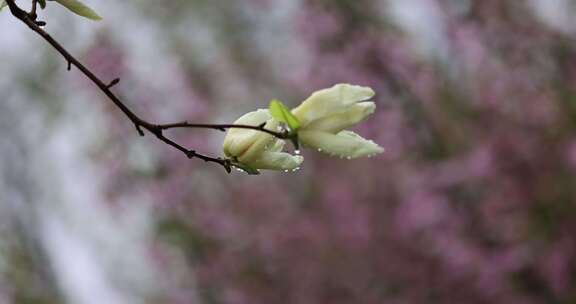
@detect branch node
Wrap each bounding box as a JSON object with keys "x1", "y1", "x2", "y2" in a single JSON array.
[
  {"x1": 223, "y1": 159, "x2": 232, "y2": 173},
  {"x1": 186, "y1": 150, "x2": 196, "y2": 159},
  {"x1": 107, "y1": 78, "x2": 120, "y2": 89},
  {"x1": 34, "y1": 20, "x2": 46, "y2": 27},
  {"x1": 135, "y1": 124, "x2": 145, "y2": 136}
]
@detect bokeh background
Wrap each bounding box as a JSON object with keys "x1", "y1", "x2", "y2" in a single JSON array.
[{"x1": 1, "y1": 0, "x2": 576, "y2": 303}]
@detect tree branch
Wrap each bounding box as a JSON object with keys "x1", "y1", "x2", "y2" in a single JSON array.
[{"x1": 5, "y1": 0, "x2": 291, "y2": 173}]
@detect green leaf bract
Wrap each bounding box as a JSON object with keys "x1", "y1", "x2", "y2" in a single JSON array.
[
  {"x1": 269, "y1": 99, "x2": 300, "y2": 132},
  {"x1": 53, "y1": 0, "x2": 102, "y2": 20}
]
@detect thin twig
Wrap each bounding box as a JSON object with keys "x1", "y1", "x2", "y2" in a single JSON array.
[
  {"x1": 29, "y1": 0, "x2": 37, "y2": 19},
  {"x1": 5, "y1": 0, "x2": 292, "y2": 172},
  {"x1": 157, "y1": 122, "x2": 289, "y2": 138}
]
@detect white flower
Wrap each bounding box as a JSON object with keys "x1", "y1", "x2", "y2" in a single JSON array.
[
  {"x1": 292, "y1": 84, "x2": 384, "y2": 158},
  {"x1": 223, "y1": 109, "x2": 303, "y2": 172}
]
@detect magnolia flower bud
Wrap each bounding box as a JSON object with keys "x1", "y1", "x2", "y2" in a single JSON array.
[
  {"x1": 223, "y1": 109, "x2": 303, "y2": 172},
  {"x1": 292, "y1": 84, "x2": 384, "y2": 158}
]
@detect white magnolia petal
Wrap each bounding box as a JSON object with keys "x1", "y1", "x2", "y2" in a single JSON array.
[
  {"x1": 303, "y1": 102, "x2": 376, "y2": 133},
  {"x1": 223, "y1": 131, "x2": 269, "y2": 161},
  {"x1": 251, "y1": 151, "x2": 304, "y2": 170},
  {"x1": 292, "y1": 84, "x2": 375, "y2": 126},
  {"x1": 223, "y1": 109, "x2": 277, "y2": 161},
  {"x1": 299, "y1": 130, "x2": 384, "y2": 159},
  {"x1": 267, "y1": 139, "x2": 286, "y2": 153},
  {"x1": 239, "y1": 118, "x2": 281, "y2": 163},
  {"x1": 230, "y1": 108, "x2": 271, "y2": 126}
]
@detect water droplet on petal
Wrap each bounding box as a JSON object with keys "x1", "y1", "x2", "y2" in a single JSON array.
[
  {"x1": 317, "y1": 148, "x2": 323, "y2": 152},
  {"x1": 292, "y1": 167, "x2": 301, "y2": 172},
  {"x1": 295, "y1": 149, "x2": 301, "y2": 155},
  {"x1": 346, "y1": 156, "x2": 352, "y2": 160}
]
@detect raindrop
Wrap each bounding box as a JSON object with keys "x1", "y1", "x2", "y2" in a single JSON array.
[
  {"x1": 294, "y1": 149, "x2": 301, "y2": 155},
  {"x1": 291, "y1": 167, "x2": 301, "y2": 172}
]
